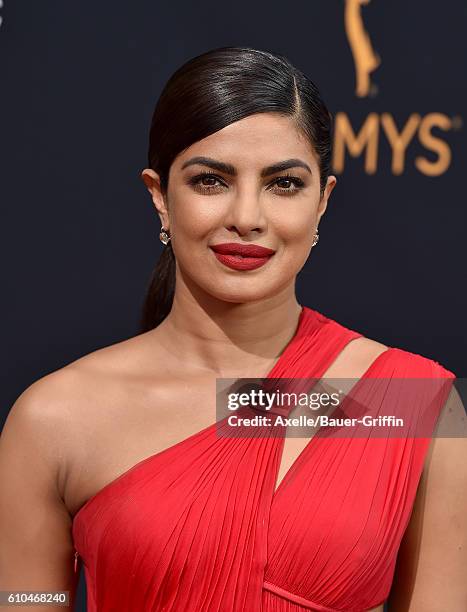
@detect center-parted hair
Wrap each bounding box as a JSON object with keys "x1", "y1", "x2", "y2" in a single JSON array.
[{"x1": 141, "y1": 46, "x2": 333, "y2": 332}]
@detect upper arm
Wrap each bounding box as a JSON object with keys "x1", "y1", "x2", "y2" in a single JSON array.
[
  {"x1": 0, "y1": 376, "x2": 79, "y2": 610},
  {"x1": 388, "y1": 384, "x2": 467, "y2": 611}
]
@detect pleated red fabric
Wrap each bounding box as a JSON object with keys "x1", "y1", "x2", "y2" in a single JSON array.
[{"x1": 72, "y1": 306, "x2": 455, "y2": 611}]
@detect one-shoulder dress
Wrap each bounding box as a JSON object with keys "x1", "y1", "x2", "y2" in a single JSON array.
[{"x1": 72, "y1": 305, "x2": 455, "y2": 611}]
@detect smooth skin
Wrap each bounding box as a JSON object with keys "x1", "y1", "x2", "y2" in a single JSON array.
[{"x1": 0, "y1": 113, "x2": 466, "y2": 611}]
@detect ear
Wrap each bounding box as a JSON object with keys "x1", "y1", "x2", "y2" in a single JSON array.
[
  {"x1": 140, "y1": 168, "x2": 170, "y2": 231},
  {"x1": 316, "y1": 175, "x2": 337, "y2": 223}
]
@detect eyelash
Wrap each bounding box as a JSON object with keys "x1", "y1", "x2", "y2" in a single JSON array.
[{"x1": 187, "y1": 171, "x2": 305, "y2": 196}]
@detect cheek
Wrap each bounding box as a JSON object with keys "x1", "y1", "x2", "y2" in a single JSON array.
[
  {"x1": 276, "y1": 214, "x2": 313, "y2": 243},
  {"x1": 268, "y1": 203, "x2": 318, "y2": 272},
  {"x1": 170, "y1": 197, "x2": 224, "y2": 240},
  {"x1": 269, "y1": 201, "x2": 316, "y2": 245}
]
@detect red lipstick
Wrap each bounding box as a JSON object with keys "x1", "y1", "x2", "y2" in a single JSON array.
[{"x1": 210, "y1": 242, "x2": 276, "y2": 271}]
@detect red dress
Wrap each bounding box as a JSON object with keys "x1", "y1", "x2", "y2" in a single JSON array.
[{"x1": 72, "y1": 306, "x2": 454, "y2": 611}]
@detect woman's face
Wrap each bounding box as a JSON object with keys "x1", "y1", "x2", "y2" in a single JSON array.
[{"x1": 142, "y1": 112, "x2": 336, "y2": 304}]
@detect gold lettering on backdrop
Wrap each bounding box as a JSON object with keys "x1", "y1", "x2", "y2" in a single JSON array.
[
  {"x1": 333, "y1": 113, "x2": 453, "y2": 175},
  {"x1": 381, "y1": 114, "x2": 421, "y2": 175},
  {"x1": 416, "y1": 113, "x2": 453, "y2": 176},
  {"x1": 344, "y1": 0, "x2": 381, "y2": 97},
  {"x1": 341, "y1": 5, "x2": 457, "y2": 175},
  {"x1": 333, "y1": 112, "x2": 379, "y2": 174}
]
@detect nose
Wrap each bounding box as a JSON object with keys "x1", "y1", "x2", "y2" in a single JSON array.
[{"x1": 224, "y1": 184, "x2": 267, "y2": 236}]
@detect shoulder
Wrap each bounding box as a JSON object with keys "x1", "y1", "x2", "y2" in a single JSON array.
[
  {"x1": 2, "y1": 366, "x2": 89, "y2": 470},
  {"x1": 347, "y1": 340, "x2": 455, "y2": 382},
  {"x1": 6, "y1": 333, "x2": 144, "y2": 422},
  {"x1": 383, "y1": 345, "x2": 456, "y2": 379},
  {"x1": 2, "y1": 332, "x2": 163, "y2": 485},
  {"x1": 308, "y1": 307, "x2": 456, "y2": 378},
  {"x1": 14, "y1": 328, "x2": 164, "y2": 409},
  {"x1": 358, "y1": 344, "x2": 457, "y2": 429}
]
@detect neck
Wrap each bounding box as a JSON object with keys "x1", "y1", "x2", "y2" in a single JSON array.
[{"x1": 152, "y1": 282, "x2": 304, "y2": 377}]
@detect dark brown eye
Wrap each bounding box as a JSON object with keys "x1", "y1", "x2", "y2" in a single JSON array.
[
  {"x1": 270, "y1": 175, "x2": 305, "y2": 195},
  {"x1": 201, "y1": 175, "x2": 218, "y2": 186},
  {"x1": 188, "y1": 172, "x2": 225, "y2": 193}
]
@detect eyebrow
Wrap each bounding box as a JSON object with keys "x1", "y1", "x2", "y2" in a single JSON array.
[{"x1": 180, "y1": 156, "x2": 312, "y2": 177}]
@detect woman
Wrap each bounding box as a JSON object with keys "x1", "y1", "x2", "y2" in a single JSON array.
[{"x1": 1, "y1": 47, "x2": 466, "y2": 611}]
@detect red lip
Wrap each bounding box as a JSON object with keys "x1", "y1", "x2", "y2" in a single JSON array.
[
  {"x1": 210, "y1": 243, "x2": 275, "y2": 271},
  {"x1": 210, "y1": 243, "x2": 276, "y2": 257}
]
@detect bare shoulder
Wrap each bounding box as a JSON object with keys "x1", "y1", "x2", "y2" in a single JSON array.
[
  {"x1": 5, "y1": 330, "x2": 154, "y2": 418},
  {"x1": 1, "y1": 366, "x2": 84, "y2": 490},
  {"x1": 2, "y1": 331, "x2": 164, "y2": 494},
  {"x1": 326, "y1": 335, "x2": 389, "y2": 378},
  {"x1": 347, "y1": 335, "x2": 390, "y2": 363}
]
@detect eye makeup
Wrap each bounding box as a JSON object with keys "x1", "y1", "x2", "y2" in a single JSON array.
[{"x1": 186, "y1": 171, "x2": 306, "y2": 196}]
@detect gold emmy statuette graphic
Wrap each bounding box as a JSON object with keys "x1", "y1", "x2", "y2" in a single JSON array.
[
  {"x1": 345, "y1": 0, "x2": 381, "y2": 97},
  {"x1": 334, "y1": 1, "x2": 457, "y2": 175}
]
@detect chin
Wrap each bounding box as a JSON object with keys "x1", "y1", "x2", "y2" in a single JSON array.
[{"x1": 203, "y1": 281, "x2": 280, "y2": 305}]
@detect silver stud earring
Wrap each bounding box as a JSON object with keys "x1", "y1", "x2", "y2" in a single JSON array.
[
  {"x1": 159, "y1": 227, "x2": 171, "y2": 245},
  {"x1": 312, "y1": 231, "x2": 319, "y2": 247}
]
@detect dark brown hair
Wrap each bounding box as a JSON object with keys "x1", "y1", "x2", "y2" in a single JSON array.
[{"x1": 140, "y1": 46, "x2": 333, "y2": 332}]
